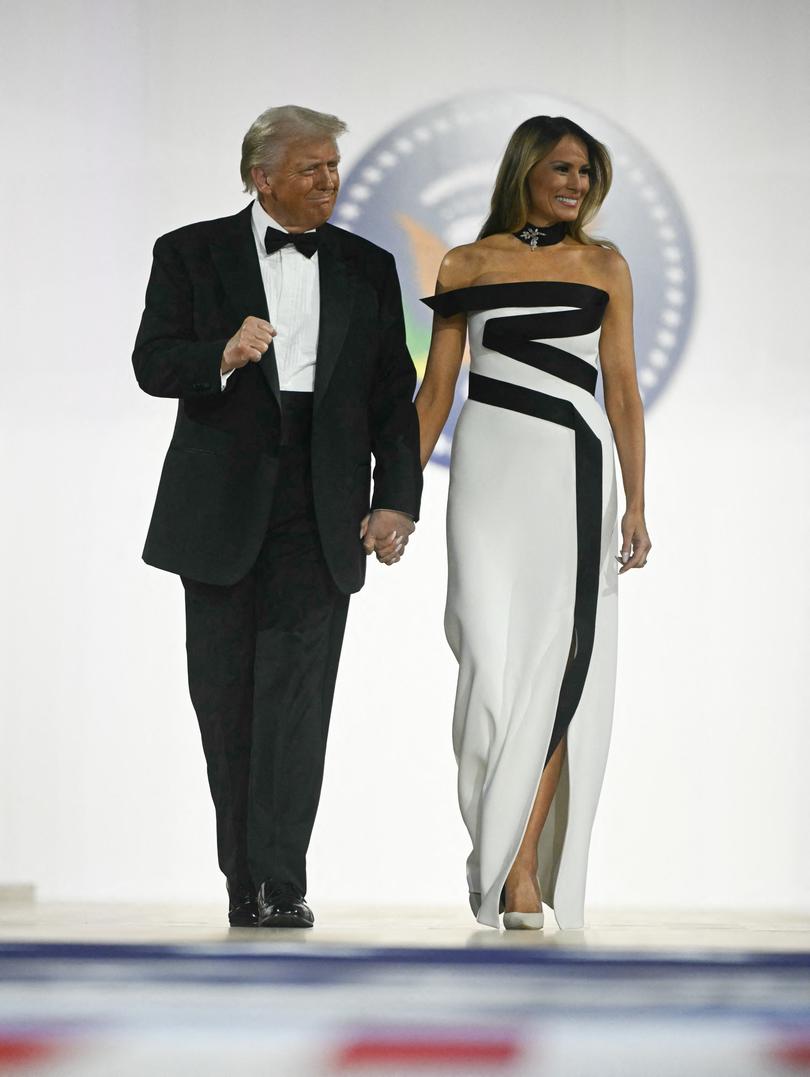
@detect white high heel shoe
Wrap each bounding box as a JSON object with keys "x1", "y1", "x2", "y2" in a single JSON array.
[
  {"x1": 503, "y1": 909, "x2": 544, "y2": 930},
  {"x1": 503, "y1": 876, "x2": 544, "y2": 930}
]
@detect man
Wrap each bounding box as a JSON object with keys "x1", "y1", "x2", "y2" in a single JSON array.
[{"x1": 133, "y1": 105, "x2": 422, "y2": 928}]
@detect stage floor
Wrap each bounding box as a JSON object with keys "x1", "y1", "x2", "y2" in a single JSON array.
[
  {"x1": 1, "y1": 902, "x2": 809, "y2": 1076},
  {"x1": 1, "y1": 900, "x2": 810, "y2": 951}
]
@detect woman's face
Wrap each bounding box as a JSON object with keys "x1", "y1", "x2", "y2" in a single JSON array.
[{"x1": 526, "y1": 135, "x2": 591, "y2": 226}]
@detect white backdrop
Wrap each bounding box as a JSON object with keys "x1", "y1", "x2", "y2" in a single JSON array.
[{"x1": 1, "y1": 0, "x2": 808, "y2": 912}]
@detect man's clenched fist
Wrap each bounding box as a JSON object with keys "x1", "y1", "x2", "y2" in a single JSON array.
[{"x1": 221, "y1": 317, "x2": 276, "y2": 374}]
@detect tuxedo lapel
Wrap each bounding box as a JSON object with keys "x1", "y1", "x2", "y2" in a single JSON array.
[
  {"x1": 314, "y1": 226, "x2": 354, "y2": 411},
  {"x1": 210, "y1": 204, "x2": 281, "y2": 406}
]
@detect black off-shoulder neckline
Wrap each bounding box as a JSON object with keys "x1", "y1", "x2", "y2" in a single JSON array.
[{"x1": 421, "y1": 280, "x2": 609, "y2": 317}]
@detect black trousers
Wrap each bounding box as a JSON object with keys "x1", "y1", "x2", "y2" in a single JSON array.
[{"x1": 182, "y1": 392, "x2": 350, "y2": 895}]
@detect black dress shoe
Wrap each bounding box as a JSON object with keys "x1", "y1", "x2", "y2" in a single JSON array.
[
  {"x1": 257, "y1": 880, "x2": 314, "y2": 929},
  {"x1": 227, "y1": 880, "x2": 258, "y2": 927}
]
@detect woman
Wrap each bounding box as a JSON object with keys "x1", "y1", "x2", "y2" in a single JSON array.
[{"x1": 417, "y1": 116, "x2": 651, "y2": 931}]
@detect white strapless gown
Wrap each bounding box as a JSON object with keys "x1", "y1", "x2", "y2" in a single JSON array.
[{"x1": 423, "y1": 281, "x2": 619, "y2": 930}]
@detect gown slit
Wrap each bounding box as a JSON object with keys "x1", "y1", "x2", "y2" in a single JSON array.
[{"x1": 423, "y1": 281, "x2": 619, "y2": 931}]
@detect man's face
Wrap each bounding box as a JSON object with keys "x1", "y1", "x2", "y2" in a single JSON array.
[{"x1": 252, "y1": 137, "x2": 340, "y2": 232}]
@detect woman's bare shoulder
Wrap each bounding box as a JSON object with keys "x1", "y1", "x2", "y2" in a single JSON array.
[
  {"x1": 582, "y1": 243, "x2": 630, "y2": 278},
  {"x1": 437, "y1": 239, "x2": 499, "y2": 291},
  {"x1": 570, "y1": 243, "x2": 631, "y2": 297}
]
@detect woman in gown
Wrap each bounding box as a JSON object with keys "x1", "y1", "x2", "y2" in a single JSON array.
[{"x1": 417, "y1": 116, "x2": 651, "y2": 931}]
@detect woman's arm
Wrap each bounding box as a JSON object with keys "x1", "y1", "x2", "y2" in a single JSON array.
[
  {"x1": 599, "y1": 253, "x2": 652, "y2": 572},
  {"x1": 415, "y1": 253, "x2": 470, "y2": 468},
  {"x1": 415, "y1": 312, "x2": 467, "y2": 468}
]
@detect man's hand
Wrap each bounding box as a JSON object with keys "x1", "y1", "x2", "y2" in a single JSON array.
[
  {"x1": 221, "y1": 317, "x2": 276, "y2": 374},
  {"x1": 360, "y1": 510, "x2": 415, "y2": 566}
]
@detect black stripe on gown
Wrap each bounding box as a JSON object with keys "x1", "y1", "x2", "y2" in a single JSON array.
[
  {"x1": 467, "y1": 372, "x2": 603, "y2": 766},
  {"x1": 421, "y1": 280, "x2": 609, "y2": 318},
  {"x1": 423, "y1": 282, "x2": 607, "y2": 396},
  {"x1": 482, "y1": 311, "x2": 600, "y2": 395}
]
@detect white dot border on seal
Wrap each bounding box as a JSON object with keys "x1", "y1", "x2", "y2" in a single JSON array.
[
  {"x1": 335, "y1": 99, "x2": 524, "y2": 231},
  {"x1": 614, "y1": 153, "x2": 687, "y2": 404}
]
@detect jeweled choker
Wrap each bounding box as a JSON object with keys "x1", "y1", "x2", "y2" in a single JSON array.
[{"x1": 513, "y1": 221, "x2": 568, "y2": 249}]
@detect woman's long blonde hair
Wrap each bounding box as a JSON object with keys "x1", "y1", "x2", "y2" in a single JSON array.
[{"x1": 479, "y1": 115, "x2": 616, "y2": 249}]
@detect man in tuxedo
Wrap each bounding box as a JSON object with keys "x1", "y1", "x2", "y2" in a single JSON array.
[{"x1": 133, "y1": 105, "x2": 422, "y2": 928}]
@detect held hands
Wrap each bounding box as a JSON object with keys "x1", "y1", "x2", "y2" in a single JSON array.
[
  {"x1": 360, "y1": 510, "x2": 415, "y2": 566},
  {"x1": 221, "y1": 316, "x2": 276, "y2": 374},
  {"x1": 617, "y1": 510, "x2": 651, "y2": 573}
]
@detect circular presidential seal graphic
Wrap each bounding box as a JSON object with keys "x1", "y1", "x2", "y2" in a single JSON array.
[{"x1": 337, "y1": 91, "x2": 695, "y2": 467}]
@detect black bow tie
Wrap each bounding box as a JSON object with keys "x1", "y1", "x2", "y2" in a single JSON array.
[{"x1": 264, "y1": 225, "x2": 319, "y2": 258}]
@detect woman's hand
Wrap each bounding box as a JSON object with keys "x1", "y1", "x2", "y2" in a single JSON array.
[{"x1": 617, "y1": 510, "x2": 651, "y2": 573}]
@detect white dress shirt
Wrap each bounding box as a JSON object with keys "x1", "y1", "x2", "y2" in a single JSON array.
[
  {"x1": 249, "y1": 199, "x2": 320, "y2": 392},
  {"x1": 222, "y1": 200, "x2": 321, "y2": 391}
]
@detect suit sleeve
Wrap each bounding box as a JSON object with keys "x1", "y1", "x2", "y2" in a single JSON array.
[
  {"x1": 369, "y1": 254, "x2": 423, "y2": 522},
  {"x1": 132, "y1": 234, "x2": 228, "y2": 399}
]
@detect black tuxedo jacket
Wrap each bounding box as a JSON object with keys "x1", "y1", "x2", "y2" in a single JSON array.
[{"x1": 133, "y1": 204, "x2": 422, "y2": 593}]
